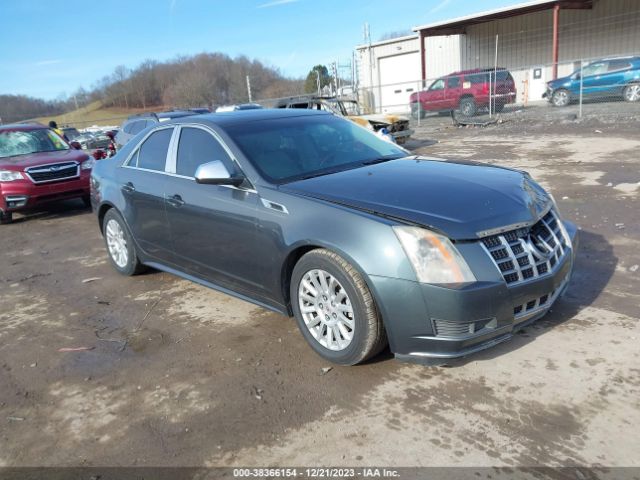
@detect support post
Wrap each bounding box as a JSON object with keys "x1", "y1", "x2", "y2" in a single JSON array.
[
  {"x1": 552, "y1": 4, "x2": 560, "y2": 79},
  {"x1": 419, "y1": 30, "x2": 426, "y2": 88}
]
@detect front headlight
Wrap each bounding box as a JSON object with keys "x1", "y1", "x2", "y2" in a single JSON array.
[
  {"x1": 81, "y1": 158, "x2": 95, "y2": 170},
  {"x1": 0, "y1": 170, "x2": 23, "y2": 182},
  {"x1": 393, "y1": 226, "x2": 476, "y2": 284}
]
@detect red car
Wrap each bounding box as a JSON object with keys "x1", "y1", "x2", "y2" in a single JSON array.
[
  {"x1": 0, "y1": 123, "x2": 94, "y2": 224},
  {"x1": 409, "y1": 68, "x2": 517, "y2": 118}
]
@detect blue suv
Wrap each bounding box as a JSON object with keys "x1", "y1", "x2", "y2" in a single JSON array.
[{"x1": 544, "y1": 56, "x2": 640, "y2": 107}]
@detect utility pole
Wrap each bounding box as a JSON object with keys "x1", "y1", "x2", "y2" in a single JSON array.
[
  {"x1": 246, "y1": 75, "x2": 252, "y2": 102},
  {"x1": 316, "y1": 69, "x2": 321, "y2": 96}
]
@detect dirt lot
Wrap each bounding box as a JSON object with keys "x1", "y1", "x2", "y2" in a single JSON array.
[{"x1": 1, "y1": 117, "x2": 639, "y2": 469}]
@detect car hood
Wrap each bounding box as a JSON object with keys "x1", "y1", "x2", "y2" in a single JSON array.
[
  {"x1": 549, "y1": 75, "x2": 573, "y2": 88},
  {"x1": 281, "y1": 157, "x2": 552, "y2": 240},
  {"x1": 0, "y1": 149, "x2": 89, "y2": 170}
]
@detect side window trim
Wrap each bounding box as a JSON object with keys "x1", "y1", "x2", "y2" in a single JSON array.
[{"x1": 169, "y1": 123, "x2": 249, "y2": 181}]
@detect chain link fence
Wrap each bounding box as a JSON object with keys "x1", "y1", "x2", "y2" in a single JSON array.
[{"x1": 350, "y1": 52, "x2": 640, "y2": 133}]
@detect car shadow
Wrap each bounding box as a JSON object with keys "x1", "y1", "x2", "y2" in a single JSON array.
[{"x1": 9, "y1": 198, "x2": 92, "y2": 224}]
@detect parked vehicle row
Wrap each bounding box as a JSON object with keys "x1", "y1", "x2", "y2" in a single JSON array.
[
  {"x1": 406, "y1": 56, "x2": 640, "y2": 116},
  {"x1": 91, "y1": 109, "x2": 577, "y2": 365}
]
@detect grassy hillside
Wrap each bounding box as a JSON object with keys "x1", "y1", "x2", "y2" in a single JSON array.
[{"x1": 33, "y1": 101, "x2": 158, "y2": 129}]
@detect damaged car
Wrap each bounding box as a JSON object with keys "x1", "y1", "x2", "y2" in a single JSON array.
[
  {"x1": 92, "y1": 109, "x2": 577, "y2": 366},
  {"x1": 274, "y1": 95, "x2": 413, "y2": 144}
]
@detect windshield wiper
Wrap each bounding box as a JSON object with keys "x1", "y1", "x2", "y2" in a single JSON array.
[
  {"x1": 299, "y1": 169, "x2": 343, "y2": 180},
  {"x1": 361, "y1": 155, "x2": 403, "y2": 166}
]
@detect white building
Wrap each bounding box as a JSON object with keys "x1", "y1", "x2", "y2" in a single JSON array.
[{"x1": 356, "y1": 0, "x2": 640, "y2": 113}]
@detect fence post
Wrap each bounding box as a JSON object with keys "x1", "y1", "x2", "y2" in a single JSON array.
[
  {"x1": 417, "y1": 80, "x2": 421, "y2": 127},
  {"x1": 579, "y1": 59, "x2": 584, "y2": 119}
]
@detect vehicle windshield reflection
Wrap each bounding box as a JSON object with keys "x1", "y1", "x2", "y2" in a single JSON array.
[{"x1": 225, "y1": 115, "x2": 407, "y2": 184}]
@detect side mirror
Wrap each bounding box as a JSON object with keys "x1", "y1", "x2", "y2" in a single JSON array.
[
  {"x1": 70, "y1": 141, "x2": 82, "y2": 150},
  {"x1": 195, "y1": 160, "x2": 244, "y2": 187},
  {"x1": 573, "y1": 73, "x2": 581, "y2": 80}
]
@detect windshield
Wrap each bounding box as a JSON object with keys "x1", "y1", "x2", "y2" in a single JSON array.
[
  {"x1": 225, "y1": 114, "x2": 407, "y2": 183},
  {"x1": 0, "y1": 129, "x2": 69, "y2": 159}
]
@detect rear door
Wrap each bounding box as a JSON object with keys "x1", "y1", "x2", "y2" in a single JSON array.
[
  {"x1": 580, "y1": 61, "x2": 610, "y2": 97},
  {"x1": 601, "y1": 59, "x2": 633, "y2": 96},
  {"x1": 163, "y1": 125, "x2": 264, "y2": 296},
  {"x1": 118, "y1": 127, "x2": 175, "y2": 263}
]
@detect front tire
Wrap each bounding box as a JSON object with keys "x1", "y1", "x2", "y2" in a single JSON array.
[
  {"x1": 102, "y1": 209, "x2": 145, "y2": 276},
  {"x1": 551, "y1": 89, "x2": 570, "y2": 107},
  {"x1": 623, "y1": 83, "x2": 640, "y2": 102},
  {"x1": 410, "y1": 103, "x2": 425, "y2": 119},
  {"x1": 291, "y1": 249, "x2": 387, "y2": 365}
]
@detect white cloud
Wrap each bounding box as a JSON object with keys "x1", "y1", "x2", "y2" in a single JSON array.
[
  {"x1": 430, "y1": 0, "x2": 451, "y2": 13},
  {"x1": 257, "y1": 0, "x2": 299, "y2": 8}
]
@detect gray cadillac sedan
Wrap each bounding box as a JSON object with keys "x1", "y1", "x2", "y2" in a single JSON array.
[{"x1": 91, "y1": 109, "x2": 577, "y2": 365}]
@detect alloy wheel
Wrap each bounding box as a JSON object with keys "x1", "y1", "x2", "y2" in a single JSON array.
[
  {"x1": 105, "y1": 219, "x2": 129, "y2": 268},
  {"x1": 624, "y1": 84, "x2": 640, "y2": 102},
  {"x1": 553, "y1": 90, "x2": 569, "y2": 107},
  {"x1": 298, "y1": 269, "x2": 355, "y2": 351}
]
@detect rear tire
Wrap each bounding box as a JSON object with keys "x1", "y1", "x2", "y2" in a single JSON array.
[
  {"x1": 102, "y1": 209, "x2": 145, "y2": 276},
  {"x1": 290, "y1": 249, "x2": 387, "y2": 365},
  {"x1": 623, "y1": 83, "x2": 640, "y2": 102},
  {"x1": 459, "y1": 97, "x2": 477, "y2": 117},
  {"x1": 0, "y1": 211, "x2": 13, "y2": 225},
  {"x1": 551, "y1": 89, "x2": 570, "y2": 107}
]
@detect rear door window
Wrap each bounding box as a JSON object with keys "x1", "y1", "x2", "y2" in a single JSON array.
[
  {"x1": 135, "y1": 128, "x2": 173, "y2": 172},
  {"x1": 447, "y1": 76, "x2": 461, "y2": 88},
  {"x1": 607, "y1": 60, "x2": 631, "y2": 72},
  {"x1": 130, "y1": 121, "x2": 147, "y2": 135},
  {"x1": 175, "y1": 127, "x2": 233, "y2": 177}
]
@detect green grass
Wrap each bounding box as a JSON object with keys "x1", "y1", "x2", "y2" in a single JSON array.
[{"x1": 34, "y1": 101, "x2": 156, "y2": 128}]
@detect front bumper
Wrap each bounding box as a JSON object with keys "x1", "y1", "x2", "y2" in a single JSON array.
[
  {"x1": 0, "y1": 171, "x2": 91, "y2": 213},
  {"x1": 370, "y1": 221, "x2": 578, "y2": 365}
]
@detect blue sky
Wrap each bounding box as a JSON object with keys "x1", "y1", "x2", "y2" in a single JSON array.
[{"x1": 0, "y1": 0, "x2": 517, "y2": 100}]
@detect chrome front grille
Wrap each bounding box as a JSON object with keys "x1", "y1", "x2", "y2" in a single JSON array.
[
  {"x1": 25, "y1": 162, "x2": 79, "y2": 184},
  {"x1": 513, "y1": 274, "x2": 570, "y2": 323},
  {"x1": 481, "y1": 209, "x2": 570, "y2": 286}
]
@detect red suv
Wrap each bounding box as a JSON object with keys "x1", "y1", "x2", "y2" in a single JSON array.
[
  {"x1": 0, "y1": 123, "x2": 94, "y2": 224},
  {"x1": 409, "y1": 68, "x2": 517, "y2": 118}
]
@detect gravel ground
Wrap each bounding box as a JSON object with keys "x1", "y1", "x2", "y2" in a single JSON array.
[{"x1": 0, "y1": 116, "x2": 639, "y2": 470}]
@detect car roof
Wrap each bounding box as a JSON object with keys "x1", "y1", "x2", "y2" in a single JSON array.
[
  {"x1": 597, "y1": 56, "x2": 640, "y2": 62},
  {"x1": 0, "y1": 123, "x2": 48, "y2": 132},
  {"x1": 450, "y1": 67, "x2": 509, "y2": 75},
  {"x1": 170, "y1": 108, "x2": 332, "y2": 127}
]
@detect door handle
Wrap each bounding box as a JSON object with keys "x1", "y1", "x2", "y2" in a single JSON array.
[
  {"x1": 121, "y1": 182, "x2": 135, "y2": 194},
  {"x1": 166, "y1": 194, "x2": 185, "y2": 208}
]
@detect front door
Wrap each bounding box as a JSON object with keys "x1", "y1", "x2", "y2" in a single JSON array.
[
  {"x1": 421, "y1": 78, "x2": 446, "y2": 112},
  {"x1": 119, "y1": 127, "x2": 175, "y2": 263},
  {"x1": 580, "y1": 61, "x2": 610, "y2": 98},
  {"x1": 163, "y1": 126, "x2": 264, "y2": 297}
]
